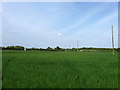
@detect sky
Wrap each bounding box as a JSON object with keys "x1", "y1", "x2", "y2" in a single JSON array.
[{"x1": 2, "y1": 2, "x2": 118, "y2": 48}]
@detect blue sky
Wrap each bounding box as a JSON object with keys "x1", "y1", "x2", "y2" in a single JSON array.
[{"x1": 2, "y1": 2, "x2": 118, "y2": 48}]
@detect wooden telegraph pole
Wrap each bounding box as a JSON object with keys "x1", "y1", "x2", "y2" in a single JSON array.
[{"x1": 112, "y1": 25, "x2": 114, "y2": 55}]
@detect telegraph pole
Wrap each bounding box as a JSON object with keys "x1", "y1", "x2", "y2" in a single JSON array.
[{"x1": 112, "y1": 25, "x2": 114, "y2": 55}]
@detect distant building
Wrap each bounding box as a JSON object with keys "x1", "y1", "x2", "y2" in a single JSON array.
[
  {"x1": 79, "y1": 50, "x2": 83, "y2": 52},
  {"x1": 24, "y1": 48, "x2": 26, "y2": 51}
]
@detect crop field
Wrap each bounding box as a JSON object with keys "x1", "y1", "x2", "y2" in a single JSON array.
[{"x1": 2, "y1": 50, "x2": 118, "y2": 88}]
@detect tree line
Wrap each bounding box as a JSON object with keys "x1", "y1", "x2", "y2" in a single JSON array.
[
  {"x1": 0, "y1": 46, "x2": 119, "y2": 51},
  {"x1": 0, "y1": 46, "x2": 64, "y2": 51}
]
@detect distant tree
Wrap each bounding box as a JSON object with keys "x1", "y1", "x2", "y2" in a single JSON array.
[
  {"x1": 40, "y1": 48, "x2": 43, "y2": 50},
  {"x1": 72, "y1": 48, "x2": 77, "y2": 51},
  {"x1": 14, "y1": 46, "x2": 24, "y2": 50},
  {"x1": 54, "y1": 46, "x2": 61, "y2": 51},
  {"x1": 82, "y1": 47, "x2": 86, "y2": 49},
  {"x1": 54, "y1": 46, "x2": 64, "y2": 51},
  {"x1": 32, "y1": 47, "x2": 35, "y2": 50},
  {"x1": 6, "y1": 46, "x2": 14, "y2": 50},
  {"x1": 39, "y1": 48, "x2": 46, "y2": 51},
  {"x1": 3, "y1": 46, "x2": 24, "y2": 50},
  {"x1": 46, "y1": 47, "x2": 53, "y2": 51},
  {"x1": 30, "y1": 47, "x2": 40, "y2": 50},
  {"x1": 1, "y1": 46, "x2": 5, "y2": 50},
  {"x1": 56, "y1": 46, "x2": 61, "y2": 50}
]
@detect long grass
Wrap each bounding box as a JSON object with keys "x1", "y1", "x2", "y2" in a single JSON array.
[{"x1": 2, "y1": 50, "x2": 118, "y2": 88}]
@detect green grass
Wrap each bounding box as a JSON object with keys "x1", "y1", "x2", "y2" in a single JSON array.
[
  {"x1": 0, "y1": 50, "x2": 2, "y2": 89},
  {"x1": 2, "y1": 50, "x2": 118, "y2": 88}
]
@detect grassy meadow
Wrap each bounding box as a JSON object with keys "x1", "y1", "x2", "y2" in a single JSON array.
[{"x1": 2, "y1": 50, "x2": 118, "y2": 88}]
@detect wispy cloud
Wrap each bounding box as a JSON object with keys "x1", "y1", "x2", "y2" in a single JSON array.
[
  {"x1": 3, "y1": 2, "x2": 118, "y2": 48},
  {"x1": 57, "y1": 3, "x2": 111, "y2": 34},
  {"x1": 94, "y1": 11, "x2": 118, "y2": 26},
  {"x1": 9, "y1": 31, "x2": 18, "y2": 34},
  {"x1": 73, "y1": 10, "x2": 118, "y2": 36},
  {"x1": 56, "y1": 33, "x2": 63, "y2": 36}
]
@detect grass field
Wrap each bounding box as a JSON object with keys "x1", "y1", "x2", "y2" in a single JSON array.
[{"x1": 2, "y1": 50, "x2": 118, "y2": 88}]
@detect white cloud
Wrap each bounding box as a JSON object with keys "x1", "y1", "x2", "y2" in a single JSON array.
[{"x1": 56, "y1": 33, "x2": 63, "y2": 36}]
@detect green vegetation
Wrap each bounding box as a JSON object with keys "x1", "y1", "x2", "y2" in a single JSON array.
[
  {"x1": 2, "y1": 46, "x2": 24, "y2": 50},
  {"x1": 2, "y1": 50, "x2": 118, "y2": 88},
  {"x1": 0, "y1": 50, "x2": 2, "y2": 89},
  {"x1": 1, "y1": 45, "x2": 118, "y2": 52}
]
